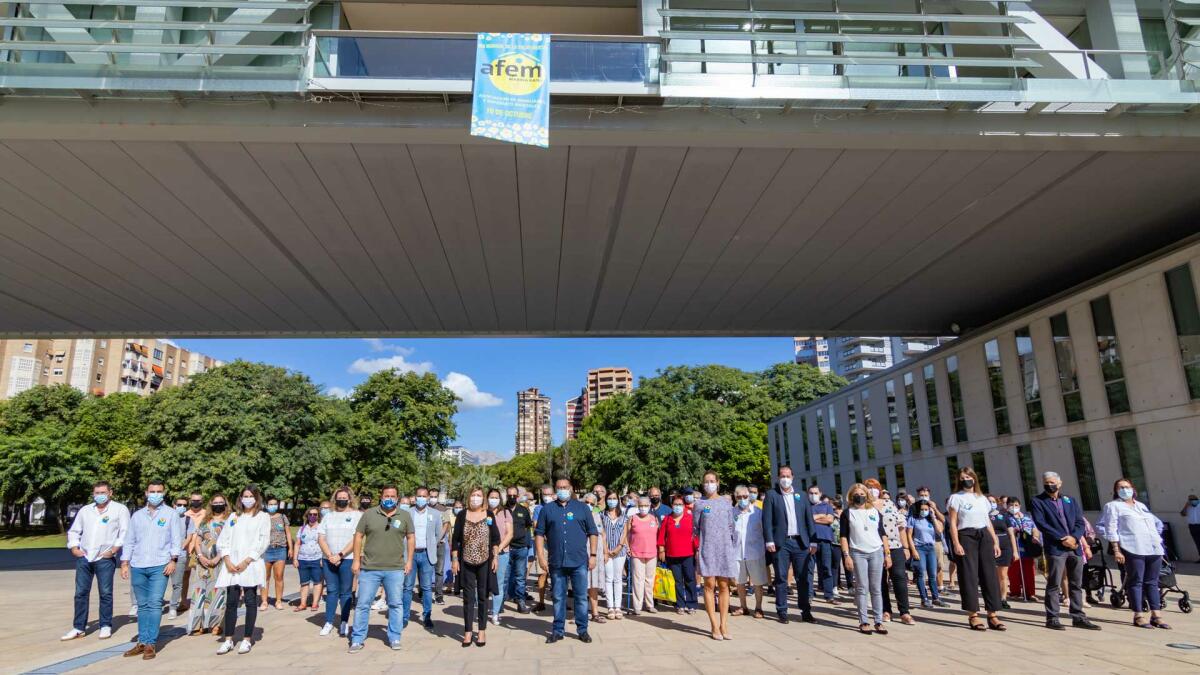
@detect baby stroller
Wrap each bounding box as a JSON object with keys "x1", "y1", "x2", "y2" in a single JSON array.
[
  {"x1": 1110, "y1": 557, "x2": 1192, "y2": 614},
  {"x1": 1083, "y1": 538, "x2": 1121, "y2": 605}
]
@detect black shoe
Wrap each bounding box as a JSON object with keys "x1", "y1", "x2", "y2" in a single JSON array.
[
  {"x1": 1046, "y1": 620, "x2": 1066, "y2": 631},
  {"x1": 435, "y1": 595, "x2": 445, "y2": 606},
  {"x1": 1073, "y1": 619, "x2": 1101, "y2": 631},
  {"x1": 1001, "y1": 600, "x2": 1011, "y2": 610},
  {"x1": 801, "y1": 612, "x2": 818, "y2": 624},
  {"x1": 517, "y1": 601, "x2": 528, "y2": 614},
  {"x1": 578, "y1": 633, "x2": 592, "y2": 643},
  {"x1": 423, "y1": 614, "x2": 434, "y2": 630},
  {"x1": 778, "y1": 614, "x2": 789, "y2": 624},
  {"x1": 534, "y1": 602, "x2": 546, "y2": 612},
  {"x1": 546, "y1": 633, "x2": 563, "y2": 644}
]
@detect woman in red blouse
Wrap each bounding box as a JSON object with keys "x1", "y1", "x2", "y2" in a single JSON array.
[{"x1": 657, "y1": 495, "x2": 699, "y2": 614}]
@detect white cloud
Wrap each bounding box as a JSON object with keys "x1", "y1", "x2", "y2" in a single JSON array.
[
  {"x1": 325, "y1": 386, "x2": 351, "y2": 399},
  {"x1": 348, "y1": 355, "x2": 434, "y2": 376},
  {"x1": 363, "y1": 338, "x2": 414, "y2": 356},
  {"x1": 441, "y1": 372, "x2": 503, "y2": 410}
]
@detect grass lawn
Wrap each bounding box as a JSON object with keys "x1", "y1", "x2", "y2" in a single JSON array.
[{"x1": 0, "y1": 532, "x2": 67, "y2": 550}]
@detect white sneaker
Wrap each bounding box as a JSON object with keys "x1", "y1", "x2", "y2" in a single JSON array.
[
  {"x1": 217, "y1": 638, "x2": 234, "y2": 655},
  {"x1": 128, "y1": 605, "x2": 138, "y2": 618},
  {"x1": 319, "y1": 623, "x2": 334, "y2": 637},
  {"x1": 371, "y1": 598, "x2": 386, "y2": 611},
  {"x1": 237, "y1": 639, "x2": 252, "y2": 654},
  {"x1": 60, "y1": 628, "x2": 85, "y2": 641},
  {"x1": 491, "y1": 615, "x2": 500, "y2": 626},
  {"x1": 98, "y1": 626, "x2": 112, "y2": 640},
  {"x1": 167, "y1": 609, "x2": 178, "y2": 620},
  {"x1": 340, "y1": 623, "x2": 350, "y2": 637}
]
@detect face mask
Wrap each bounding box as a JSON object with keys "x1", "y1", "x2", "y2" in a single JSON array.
[
  {"x1": 307, "y1": 513, "x2": 319, "y2": 524},
  {"x1": 650, "y1": 496, "x2": 661, "y2": 506},
  {"x1": 851, "y1": 494, "x2": 866, "y2": 506},
  {"x1": 266, "y1": 504, "x2": 278, "y2": 514},
  {"x1": 684, "y1": 494, "x2": 695, "y2": 504},
  {"x1": 415, "y1": 497, "x2": 429, "y2": 509},
  {"x1": 919, "y1": 509, "x2": 930, "y2": 518},
  {"x1": 988, "y1": 502, "x2": 998, "y2": 511},
  {"x1": 241, "y1": 497, "x2": 256, "y2": 508},
  {"x1": 471, "y1": 496, "x2": 484, "y2": 508},
  {"x1": 1044, "y1": 483, "x2": 1058, "y2": 494},
  {"x1": 556, "y1": 489, "x2": 571, "y2": 502},
  {"x1": 919, "y1": 494, "x2": 930, "y2": 502},
  {"x1": 488, "y1": 497, "x2": 501, "y2": 509},
  {"x1": 174, "y1": 505, "x2": 186, "y2": 516},
  {"x1": 506, "y1": 495, "x2": 517, "y2": 507},
  {"x1": 189, "y1": 499, "x2": 202, "y2": 509},
  {"x1": 146, "y1": 493, "x2": 164, "y2": 506},
  {"x1": 779, "y1": 478, "x2": 792, "y2": 490},
  {"x1": 750, "y1": 493, "x2": 758, "y2": 501},
  {"x1": 454, "y1": 507, "x2": 463, "y2": 515},
  {"x1": 606, "y1": 499, "x2": 618, "y2": 509},
  {"x1": 360, "y1": 501, "x2": 371, "y2": 510},
  {"x1": 381, "y1": 498, "x2": 397, "y2": 510},
  {"x1": 429, "y1": 497, "x2": 440, "y2": 505},
  {"x1": 1117, "y1": 487, "x2": 1134, "y2": 500},
  {"x1": 400, "y1": 504, "x2": 412, "y2": 512},
  {"x1": 672, "y1": 505, "x2": 684, "y2": 516},
  {"x1": 868, "y1": 488, "x2": 880, "y2": 500},
  {"x1": 1008, "y1": 506, "x2": 1020, "y2": 515},
  {"x1": 1191, "y1": 499, "x2": 1199, "y2": 507},
  {"x1": 961, "y1": 479, "x2": 974, "y2": 489},
  {"x1": 703, "y1": 482, "x2": 717, "y2": 495},
  {"x1": 738, "y1": 498, "x2": 750, "y2": 509},
  {"x1": 542, "y1": 494, "x2": 554, "y2": 504},
  {"x1": 335, "y1": 499, "x2": 349, "y2": 509},
  {"x1": 211, "y1": 504, "x2": 226, "y2": 514},
  {"x1": 638, "y1": 506, "x2": 650, "y2": 515},
  {"x1": 320, "y1": 507, "x2": 330, "y2": 517},
  {"x1": 808, "y1": 493, "x2": 821, "y2": 505},
  {"x1": 93, "y1": 494, "x2": 109, "y2": 505}
]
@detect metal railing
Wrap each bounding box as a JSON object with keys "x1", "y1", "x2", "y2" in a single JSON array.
[{"x1": 1013, "y1": 48, "x2": 1167, "y2": 79}]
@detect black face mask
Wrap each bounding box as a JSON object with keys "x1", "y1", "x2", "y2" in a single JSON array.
[
  {"x1": 359, "y1": 500, "x2": 371, "y2": 509},
  {"x1": 851, "y1": 494, "x2": 866, "y2": 506},
  {"x1": 961, "y1": 479, "x2": 975, "y2": 489},
  {"x1": 189, "y1": 499, "x2": 202, "y2": 509},
  {"x1": 1044, "y1": 483, "x2": 1059, "y2": 494},
  {"x1": 210, "y1": 504, "x2": 226, "y2": 514},
  {"x1": 506, "y1": 495, "x2": 517, "y2": 507},
  {"x1": 335, "y1": 499, "x2": 349, "y2": 508},
  {"x1": 650, "y1": 496, "x2": 661, "y2": 506}
]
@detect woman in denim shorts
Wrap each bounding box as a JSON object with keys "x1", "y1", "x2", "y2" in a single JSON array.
[
  {"x1": 260, "y1": 497, "x2": 293, "y2": 610},
  {"x1": 294, "y1": 507, "x2": 325, "y2": 611}
]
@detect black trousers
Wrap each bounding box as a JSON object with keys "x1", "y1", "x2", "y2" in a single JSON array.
[
  {"x1": 460, "y1": 561, "x2": 490, "y2": 632},
  {"x1": 223, "y1": 585, "x2": 258, "y2": 640},
  {"x1": 956, "y1": 527, "x2": 1001, "y2": 613},
  {"x1": 881, "y1": 547, "x2": 910, "y2": 615}
]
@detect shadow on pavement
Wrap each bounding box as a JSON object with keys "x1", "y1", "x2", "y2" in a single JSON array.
[{"x1": 0, "y1": 547, "x2": 74, "y2": 571}]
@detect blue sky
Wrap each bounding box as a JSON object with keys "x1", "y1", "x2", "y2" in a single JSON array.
[{"x1": 176, "y1": 337, "x2": 794, "y2": 459}]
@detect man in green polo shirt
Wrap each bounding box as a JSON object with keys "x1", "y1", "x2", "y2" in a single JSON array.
[{"x1": 349, "y1": 486, "x2": 414, "y2": 653}]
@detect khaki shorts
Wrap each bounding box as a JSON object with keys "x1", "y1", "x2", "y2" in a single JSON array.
[
  {"x1": 935, "y1": 541, "x2": 949, "y2": 569},
  {"x1": 737, "y1": 557, "x2": 768, "y2": 586}
]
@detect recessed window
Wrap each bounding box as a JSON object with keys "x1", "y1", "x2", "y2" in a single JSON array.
[
  {"x1": 946, "y1": 356, "x2": 967, "y2": 442},
  {"x1": 799, "y1": 415, "x2": 810, "y2": 473},
  {"x1": 1070, "y1": 435, "x2": 1101, "y2": 510},
  {"x1": 885, "y1": 379, "x2": 901, "y2": 453},
  {"x1": 970, "y1": 451, "x2": 989, "y2": 493},
  {"x1": 860, "y1": 390, "x2": 875, "y2": 460},
  {"x1": 828, "y1": 403, "x2": 840, "y2": 466},
  {"x1": 1115, "y1": 428, "x2": 1149, "y2": 506},
  {"x1": 815, "y1": 409, "x2": 827, "y2": 469},
  {"x1": 1090, "y1": 296, "x2": 1129, "y2": 414},
  {"x1": 922, "y1": 365, "x2": 942, "y2": 447},
  {"x1": 984, "y1": 339, "x2": 1010, "y2": 435},
  {"x1": 847, "y1": 397, "x2": 860, "y2": 463},
  {"x1": 1051, "y1": 313, "x2": 1085, "y2": 422},
  {"x1": 1014, "y1": 327, "x2": 1044, "y2": 428},
  {"x1": 903, "y1": 372, "x2": 921, "y2": 452},
  {"x1": 1164, "y1": 264, "x2": 1200, "y2": 399},
  {"x1": 22, "y1": 343, "x2": 33, "y2": 353},
  {"x1": 1017, "y1": 444, "x2": 1037, "y2": 506}
]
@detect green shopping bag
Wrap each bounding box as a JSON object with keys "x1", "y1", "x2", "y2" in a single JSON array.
[{"x1": 653, "y1": 565, "x2": 676, "y2": 603}]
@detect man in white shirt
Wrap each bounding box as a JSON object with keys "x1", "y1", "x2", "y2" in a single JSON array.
[
  {"x1": 402, "y1": 486, "x2": 440, "y2": 630},
  {"x1": 1181, "y1": 494, "x2": 1200, "y2": 562},
  {"x1": 733, "y1": 485, "x2": 766, "y2": 617},
  {"x1": 63, "y1": 481, "x2": 130, "y2": 641}
]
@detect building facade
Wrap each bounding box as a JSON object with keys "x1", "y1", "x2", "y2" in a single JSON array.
[
  {"x1": 565, "y1": 388, "x2": 586, "y2": 441},
  {"x1": 0, "y1": 338, "x2": 222, "y2": 400},
  {"x1": 770, "y1": 240, "x2": 1200, "y2": 560},
  {"x1": 796, "y1": 336, "x2": 955, "y2": 381},
  {"x1": 515, "y1": 387, "x2": 552, "y2": 455},
  {"x1": 565, "y1": 367, "x2": 634, "y2": 440},
  {"x1": 442, "y1": 446, "x2": 480, "y2": 467}
]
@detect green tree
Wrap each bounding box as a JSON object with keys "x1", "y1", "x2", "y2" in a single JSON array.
[
  {"x1": 447, "y1": 465, "x2": 500, "y2": 501},
  {"x1": 756, "y1": 362, "x2": 848, "y2": 420},
  {"x1": 491, "y1": 451, "x2": 549, "y2": 489},
  {"x1": 69, "y1": 393, "x2": 149, "y2": 502}
]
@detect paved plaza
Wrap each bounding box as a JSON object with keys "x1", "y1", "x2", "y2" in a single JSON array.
[{"x1": 3, "y1": 551, "x2": 1199, "y2": 675}]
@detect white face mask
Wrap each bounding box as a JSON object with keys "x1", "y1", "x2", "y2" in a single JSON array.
[
  {"x1": 779, "y1": 477, "x2": 792, "y2": 490},
  {"x1": 703, "y1": 482, "x2": 717, "y2": 495},
  {"x1": 638, "y1": 506, "x2": 650, "y2": 516},
  {"x1": 488, "y1": 497, "x2": 500, "y2": 509},
  {"x1": 808, "y1": 493, "x2": 821, "y2": 504},
  {"x1": 470, "y1": 496, "x2": 483, "y2": 508},
  {"x1": 868, "y1": 488, "x2": 880, "y2": 500},
  {"x1": 241, "y1": 497, "x2": 256, "y2": 508}
]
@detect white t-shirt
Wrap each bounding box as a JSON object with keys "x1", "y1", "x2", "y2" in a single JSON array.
[
  {"x1": 947, "y1": 491, "x2": 991, "y2": 530},
  {"x1": 1187, "y1": 502, "x2": 1200, "y2": 525},
  {"x1": 845, "y1": 508, "x2": 884, "y2": 554},
  {"x1": 318, "y1": 509, "x2": 363, "y2": 559}
]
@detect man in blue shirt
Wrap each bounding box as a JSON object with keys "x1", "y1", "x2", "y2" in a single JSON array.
[
  {"x1": 535, "y1": 477, "x2": 598, "y2": 643},
  {"x1": 649, "y1": 486, "x2": 671, "y2": 521},
  {"x1": 119, "y1": 480, "x2": 184, "y2": 660},
  {"x1": 1030, "y1": 471, "x2": 1100, "y2": 631},
  {"x1": 806, "y1": 485, "x2": 838, "y2": 604}
]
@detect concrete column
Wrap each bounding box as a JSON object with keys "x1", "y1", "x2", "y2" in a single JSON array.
[
  {"x1": 1067, "y1": 301, "x2": 1108, "y2": 421},
  {"x1": 1085, "y1": 0, "x2": 1152, "y2": 79},
  {"x1": 957, "y1": 345, "x2": 994, "y2": 443},
  {"x1": 983, "y1": 445, "x2": 1022, "y2": 499},
  {"x1": 1110, "y1": 272, "x2": 1190, "y2": 411}
]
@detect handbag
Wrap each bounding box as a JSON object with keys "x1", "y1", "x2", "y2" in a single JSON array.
[{"x1": 653, "y1": 565, "x2": 676, "y2": 603}]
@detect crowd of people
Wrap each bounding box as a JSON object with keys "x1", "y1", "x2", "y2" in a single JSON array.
[{"x1": 61, "y1": 465, "x2": 1183, "y2": 660}]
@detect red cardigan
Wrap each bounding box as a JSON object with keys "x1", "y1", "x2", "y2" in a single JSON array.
[{"x1": 657, "y1": 511, "x2": 698, "y2": 557}]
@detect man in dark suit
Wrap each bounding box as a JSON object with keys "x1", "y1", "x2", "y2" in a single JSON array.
[
  {"x1": 761, "y1": 465, "x2": 818, "y2": 624},
  {"x1": 1030, "y1": 471, "x2": 1100, "y2": 631}
]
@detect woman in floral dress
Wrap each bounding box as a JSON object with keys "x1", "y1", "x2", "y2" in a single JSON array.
[
  {"x1": 187, "y1": 494, "x2": 229, "y2": 635},
  {"x1": 694, "y1": 470, "x2": 738, "y2": 641}
]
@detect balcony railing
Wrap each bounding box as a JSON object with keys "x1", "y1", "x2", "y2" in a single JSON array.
[{"x1": 310, "y1": 31, "x2": 659, "y2": 96}]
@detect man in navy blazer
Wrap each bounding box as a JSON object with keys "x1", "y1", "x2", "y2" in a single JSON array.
[
  {"x1": 1030, "y1": 471, "x2": 1100, "y2": 630},
  {"x1": 761, "y1": 465, "x2": 818, "y2": 624}
]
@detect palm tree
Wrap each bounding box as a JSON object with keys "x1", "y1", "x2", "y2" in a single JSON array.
[{"x1": 447, "y1": 465, "x2": 500, "y2": 501}]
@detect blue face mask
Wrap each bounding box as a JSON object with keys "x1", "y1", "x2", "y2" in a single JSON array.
[
  {"x1": 738, "y1": 498, "x2": 750, "y2": 509},
  {"x1": 1117, "y1": 487, "x2": 1134, "y2": 500},
  {"x1": 606, "y1": 499, "x2": 618, "y2": 509},
  {"x1": 146, "y1": 493, "x2": 164, "y2": 507},
  {"x1": 174, "y1": 505, "x2": 186, "y2": 516},
  {"x1": 672, "y1": 505, "x2": 684, "y2": 515},
  {"x1": 93, "y1": 494, "x2": 109, "y2": 505},
  {"x1": 556, "y1": 489, "x2": 571, "y2": 502},
  {"x1": 400, "y1": 503, "x2": 412, "y2": 511},
  {"x1": 415, "y1": 497, "x2": 428, "y2": 509},
  {"x1": 381, "y1": 498, "x2": 397, "y2": 510},
  {"x1": 1191, "y1": 499, "x2": 1199, "y2": 507},
  {"x1": 266, "y1": 504, "x2": 278, "y2": 514},
  {"x1": 320, "y1": 507, "x2": 330, "y2": 517},
  {"x1": 684, "y1": 494, "x2": 695, "y2": 504}
]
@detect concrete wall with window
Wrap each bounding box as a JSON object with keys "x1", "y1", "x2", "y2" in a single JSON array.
[{"x1": 769, "y1": 239, "x2": 1200, "y2": 559}]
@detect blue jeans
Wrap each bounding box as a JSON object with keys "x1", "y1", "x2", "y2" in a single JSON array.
[
  {"x1": 352, "y1": 569, "x2": 405, "y2": 645},
  {"x1": 666, "y1": 556, "x2": 697, "y2": 609},
  {"x1": 491, "y1": 550, "x2": 511, "y2": 617},
  {"x1": 550, "y1": 565, "x2": 589, "y2": 636},
  {"x1": 507, "y1": 546, "x2": 528, "y2": 600},
  {"x1": 1123, "y1": 550, "x2": 1162, "y2": 612},
  {"x1": 813, "y1": 541, "x2": 836, "y2": 601},
  {"x1": 74, "y1": 557, "x2": 116, "y2": 631},
  {"x1": 131, "y1": 564, "x2": 168, "y2": 645},
  {"x1": 914, "y1": 543, "x2": 940, "y2": 603},
  {"x1": 774, "y1": 537, "x2": 814, "y2": 617},
  {"x1": 402, "y1": 550, "x2": 435, "y2": 626},
  {"x1": 323, "y1": 559, "x2": 354, "y2": 627}
]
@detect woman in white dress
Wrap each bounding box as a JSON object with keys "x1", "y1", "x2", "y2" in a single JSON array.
[{"x1": 215, "y1": 484, "x2": 270, "y2": 655}]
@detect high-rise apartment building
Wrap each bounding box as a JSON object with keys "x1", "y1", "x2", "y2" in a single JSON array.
[
  {"x1": 0, "y1": 338, "x2": 223, "y2": 400},
  {"x1": 796, "y1": 336, "x2": 954, "y2": 382},
  {"x1": 515, "y1": 387, "x2": 552, "y2": 455},
  {"x1": 565, "y1": 388, "x2": 587, "y2": 441}
]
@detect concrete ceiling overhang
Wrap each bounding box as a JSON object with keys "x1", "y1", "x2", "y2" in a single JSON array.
[{"x1": 0, "y1": 98, "x2": 1199, "y2": 338}]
